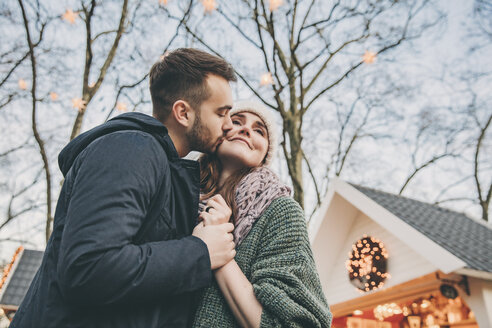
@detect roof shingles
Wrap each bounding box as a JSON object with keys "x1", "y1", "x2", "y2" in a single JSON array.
[
  {"x1": 0, "y1": 249, "x2": 43, "y2": 308},
  {"x1": 351, "y1": 184, "x2": 492, "y2": 273}
]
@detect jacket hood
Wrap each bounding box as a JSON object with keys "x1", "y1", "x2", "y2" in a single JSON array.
[{"x1": 58, "y1": 112, "x2": 178, "y2": 176}]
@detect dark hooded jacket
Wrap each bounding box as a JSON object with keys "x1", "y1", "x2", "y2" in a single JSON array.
[{"x1": 10, "y1": 112, "x2": 212, "y2": 328}]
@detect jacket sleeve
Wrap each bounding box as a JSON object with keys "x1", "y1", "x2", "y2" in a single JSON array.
[
  {"x1": 57, "y1": 131, "x2": 211, "y2": 306},
  {"x1": 251, "y1": 198, "x2": 332, "y2": 328}
]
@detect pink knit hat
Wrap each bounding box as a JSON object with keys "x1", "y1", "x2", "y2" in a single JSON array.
[{"x1": 230, "y1": 100, "x2": 277, "y2": 166}]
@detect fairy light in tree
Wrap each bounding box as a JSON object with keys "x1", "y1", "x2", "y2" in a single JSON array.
[
  {"x1": 346, "y1": 234, "x2": 389, "y2": 292},
  {"x1": 269, "y1": 0, "x2": 283, "y2": 11},
  {"x1": 363, "y1": 50, "x2": 377, "y2": 64},
  {"x1": 159, "y1": 0, "x2": 169, "y2": 5},
  {"x1": 50, "y1": 92, "x2": 58, "y2": 101},
  {"x1": 160, "y1": 51, "x2": 170, "y2": 61},
  {"x1": 260, "y1": 72, "x2": 273, "y2": 86},
  {"x1": 62, "y1": 9, "x2": 78, "y2": 24},
  {"x1": 116, "y1": 101, "x2": 128, "y2": 112},
  {"x1": 72, "y1": 97, "x2": 86, "y2": 112},
  {"x1": 18, "y1": 79, "x2": 27, "y2": 90},
  {"x1": 201, "y1": 0, "x2": 217, "y2": 14}
]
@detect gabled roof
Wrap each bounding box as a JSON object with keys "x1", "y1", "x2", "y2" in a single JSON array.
[
  {"x1": 0, "y1": 248, "x2": 43, "y2": 309},
  {"x1": 350, "y1": 184, "x2": 492, "y2": 273}
]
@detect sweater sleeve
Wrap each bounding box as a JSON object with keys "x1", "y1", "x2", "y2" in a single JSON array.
[
  {"x1": 251, "y1": 198, "x2": 332, "y2": 328},
  {"x1": 57, "y1": 131, "x2": 211, "y2": 306}
]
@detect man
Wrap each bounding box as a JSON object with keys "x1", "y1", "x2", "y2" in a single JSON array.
[{"x1": 11, "y1": 48, "x2": 237, "y2": 327}]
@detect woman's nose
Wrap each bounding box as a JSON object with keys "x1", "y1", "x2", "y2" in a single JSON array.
[{"x1": 238, "y1": 125, "x2": 251, "y2": 136}]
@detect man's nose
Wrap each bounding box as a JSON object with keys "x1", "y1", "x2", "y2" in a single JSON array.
[{"x1": 222, "y1": 114, "x2": 233, "y2": 134}]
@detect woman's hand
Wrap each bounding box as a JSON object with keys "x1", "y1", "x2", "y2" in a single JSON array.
[{"x1": 199, "y1": 194, "x2": 232, "y2": 226}]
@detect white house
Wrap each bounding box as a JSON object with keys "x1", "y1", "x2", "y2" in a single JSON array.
[{"x1": 310, "y1": 178, "x2": 492, "y2": 328}]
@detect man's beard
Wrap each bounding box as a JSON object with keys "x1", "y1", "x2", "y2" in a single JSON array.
[{"x1": 188, "y1": 111, "x2": 213, "y2": 154}]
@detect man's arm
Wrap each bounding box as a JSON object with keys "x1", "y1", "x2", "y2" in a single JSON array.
[{"x1": 57, "y1": 131, "x2": 212, "y2": 306}]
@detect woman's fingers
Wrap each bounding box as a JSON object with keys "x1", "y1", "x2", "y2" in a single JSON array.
[
  {"x1": 200, "y1": 211, "x2": 226, "y2": 226},
  {"x1": 203, "y1": 195, "x2": 232, "y2": 224}
]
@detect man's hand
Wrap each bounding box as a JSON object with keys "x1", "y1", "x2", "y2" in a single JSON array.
[
  {"x1": 192, "y1": 222, "x2": 235, "y2": 270},
  {"x1": 199, "y1": 194, "x2": 232, "y2": 226}
]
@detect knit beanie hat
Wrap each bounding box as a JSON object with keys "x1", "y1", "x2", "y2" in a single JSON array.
[{"x1": 230, "y1": 100, "x2": 277, "y2": 166}]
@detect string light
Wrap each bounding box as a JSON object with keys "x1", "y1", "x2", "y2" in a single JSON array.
[
  {"x1": 373, "y1": 303, "x2": 402, "y2": 321},
  {"x1": 347, "y1": 235, "x2": 388, "y2": 292},
  {"x1": 201, "y1": 0, "x2": 216, "y2": 14},
  {"x1": 159, "y1": 0, "x2": 169, "y2": 5},
  {"x1": 72, "y1": 98, "x2": 86, "y2": 112},
  {"x1": 160, "y1": 51, "x2": 170, "y2": 61},
  {"x1": 50, "y1": 92, "x2": 58, "y2": 101},
  {"x1": 62, "y1": 9, "x2": 78, "y2": 24},
  {"x1": 260, "y1": 72, "x2": 273, "y2": 86},
  {"x1": 363, "y1": 50, "x2": 377, "y2": 64},
  {"x1": 269, "y1": 0, "x2": 283, "y2": 11},
  {"x1": 0, "y1": 246, "x2": 24, "y2": 291},
  {"x1": 18, "y1": 79, "x2": 27, "y2": 90},
  {"x1": 116, "y1": 101, "x2": 127, "y2": 112}
]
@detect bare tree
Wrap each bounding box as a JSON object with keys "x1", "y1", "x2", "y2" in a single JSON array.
[
  {"x1": 18, "y1": 0, "x2": 54, "y2": 242},
  {"x1": 69, "y1": 0, "x2": 129, "y2": 140},
  {"x1": 176, "y1": 0, "x2": 443, "y2": 208},
  {"x1": 474, "y1": 0, "x2": 492, "y2": 39},
  {"x1": 0, "y1": 0, "x2": 194, "y2": 248},
  {"x1": 473, "y1": 110, "x2": 491, "y2": 221},
  {"x1": 397, "y1": 106, "x2": 465, "y2": 195}
]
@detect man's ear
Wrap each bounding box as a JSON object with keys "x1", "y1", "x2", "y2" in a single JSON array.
[{"x1": 171, "y1": 100, "x2": 194, "y2": 128}]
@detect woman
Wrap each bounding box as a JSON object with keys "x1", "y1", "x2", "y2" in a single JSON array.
[{"x1": 193, "y1": 101, "x2": 332, "y2": 328}]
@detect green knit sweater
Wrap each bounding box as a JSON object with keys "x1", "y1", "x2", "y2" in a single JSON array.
[{"x1": 192, "y1": 197, "x2": 332, "y2": 327}]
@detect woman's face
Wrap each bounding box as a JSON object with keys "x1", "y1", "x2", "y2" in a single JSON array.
[{"x1": 217, "y1": 112, "x2": 269, "y2": 169}]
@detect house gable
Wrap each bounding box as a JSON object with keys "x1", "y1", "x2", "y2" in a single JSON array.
[
  {"x1": 310, "y1": 178, "x2": 466, "y2": 275},
  {"x1": 317, "y1": 209, "x2": 438, "y2": 304}
]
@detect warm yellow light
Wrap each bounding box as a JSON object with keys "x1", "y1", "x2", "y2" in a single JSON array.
[
  {"x1": 374, "y1": 303, "x2": 402, "y2": 321},
  {"x1": 160, "y1": 51, "x2": 170, "y2": 61},
  {"x1": 72, "y1": 97, "x2": 86, "y2": 111},
  {"x1": 260, "y1": 72, "x2": 273, "y2": 86},
  {"x1": 18, "y1": 79, "x2": 27, "y2": 90},
  {"x1": 159, "y1": 0, "x2": 169, "y2": 5},
  {"x1": 363, "y1": 50, "x2": 377, "y2": 64},
  {"x1": 201, "y1": 0, "x2": 216, "y2": 13},
  {"x1": 402, "y1": 306, "x2": 410, "y2": 316},
  {"x1": 62, "y1": 9, "x2": 78, "y2": 24},
  {"x1": 116, "y1": 101, "x2": 128, "y2": 112},
  {"x1": 269, "y1": 0, "x2": 283, "y2": 11},
  {"x1": 50, "y1": 92, "x2": 58, "y2": 101}
]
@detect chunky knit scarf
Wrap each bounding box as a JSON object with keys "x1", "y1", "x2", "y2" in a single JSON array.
[{"x1": 200, "y1": 167, "x2": 291, "y2": 246}]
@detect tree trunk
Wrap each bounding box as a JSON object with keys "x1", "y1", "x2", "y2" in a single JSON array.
[{"x1": 284, "y1": 114, "x2": 304, "y2": 208}]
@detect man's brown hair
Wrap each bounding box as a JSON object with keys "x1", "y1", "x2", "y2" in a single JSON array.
[{"x1": 149, "y1": 48, "x2": 237, "y2": 122}]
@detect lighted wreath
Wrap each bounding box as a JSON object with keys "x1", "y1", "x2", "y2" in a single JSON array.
[{"x1": 346, "y1": 235, "x2": 389, "y2": 292}]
